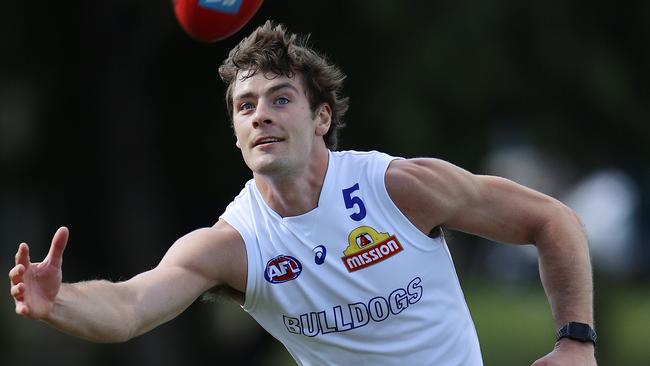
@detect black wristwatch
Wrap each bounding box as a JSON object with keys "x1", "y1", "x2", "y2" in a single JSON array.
[{"x1": 556, "y1": 322, "x2": 597, "y2": 347}]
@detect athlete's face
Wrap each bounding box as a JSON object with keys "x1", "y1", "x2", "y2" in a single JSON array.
[{"x1": 231, "y1": 71, "x2": 331, "y2": 175}]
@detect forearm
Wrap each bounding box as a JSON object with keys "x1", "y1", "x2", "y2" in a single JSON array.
[
  {"x1": 535, "y1": 205, "x2": 594, "y2": 327},
  {"x1": 11, "y1": 227, "x2": 224, "y2": 344},
  {"x1": 46, "y1": 281, "x2": 137, "y2": 343}
]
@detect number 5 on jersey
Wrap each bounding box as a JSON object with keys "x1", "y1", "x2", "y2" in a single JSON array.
[{"x1": 342, "y1": 183, "x2": 366, "y2": 221}]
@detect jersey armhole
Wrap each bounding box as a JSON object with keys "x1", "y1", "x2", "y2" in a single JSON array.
[{"x1": 219, "y1": 215, "x2": 260, "y2": 313}]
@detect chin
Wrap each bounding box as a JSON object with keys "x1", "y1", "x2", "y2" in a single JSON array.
[{"x1": 247, "y1": 155, "x2": 288, "y2": 175}]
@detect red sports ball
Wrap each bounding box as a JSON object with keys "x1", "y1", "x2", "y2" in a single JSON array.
[{"x1": 174, "y1": 0, "x2": 264, "y2": 42}]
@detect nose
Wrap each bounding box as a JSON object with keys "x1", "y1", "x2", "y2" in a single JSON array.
[{"x1": 251, "y1": 100, "x2": 273, "y2": 129}]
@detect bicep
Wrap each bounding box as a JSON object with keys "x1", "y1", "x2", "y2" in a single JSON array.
[
  {"x1": 446, "y1": 174, "x2": 561, "y2": 244},
  {"x1": 386, "y1": 158, "x2": 560, "y2": 245}
]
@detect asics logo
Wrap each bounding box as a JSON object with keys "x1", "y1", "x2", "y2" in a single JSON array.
[{"x1": 313, "y1": 245, "x2": 327, "y2": 265}]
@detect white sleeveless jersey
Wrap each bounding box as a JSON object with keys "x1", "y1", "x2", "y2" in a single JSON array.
[{"x1": 220, "y1": 150, "x2": 483, "y2": 365}]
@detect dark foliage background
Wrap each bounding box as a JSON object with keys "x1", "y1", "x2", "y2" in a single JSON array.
[{"x1": 2, "y1": 1, "x2": 648, "y2": 364}]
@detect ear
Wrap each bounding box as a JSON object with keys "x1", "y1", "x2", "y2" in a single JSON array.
[
  {"x1": 314, "y1": 103, "x2": 332, "y2": 137},
  {"x1": 235, "y1": 137, "x2": 241, "y2": 149}
]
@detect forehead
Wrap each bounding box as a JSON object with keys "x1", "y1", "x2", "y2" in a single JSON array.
[{"x1": 232, "y1": 70, "x2": 307, "y2": 99}]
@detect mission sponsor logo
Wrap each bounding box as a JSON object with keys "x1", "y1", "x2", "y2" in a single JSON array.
[
  {"x1": 341, "y1": 226, "x2": 404, "y2": 272},
  {"x1": 264, "y1": 255, "x2": 302, "y2": 284}
]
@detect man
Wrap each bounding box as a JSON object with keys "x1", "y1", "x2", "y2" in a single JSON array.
[{"x1": 9, "y1": 21, "x2": 596, "y2": 365}]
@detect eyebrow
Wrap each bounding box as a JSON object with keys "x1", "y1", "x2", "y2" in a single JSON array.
[{"x1": 234, "y1": 82, "x2": 301, "y2": 101}]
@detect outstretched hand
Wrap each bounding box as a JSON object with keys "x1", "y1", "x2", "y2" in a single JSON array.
[{"x1": 8, "y1": 227, "x2": 69, "y2": 320}]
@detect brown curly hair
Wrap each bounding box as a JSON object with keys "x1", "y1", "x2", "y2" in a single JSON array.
[{"x1": 218, "y1": 20, "x2": 349, "y2": 150}]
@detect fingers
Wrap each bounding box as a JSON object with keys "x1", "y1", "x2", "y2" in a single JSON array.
[
  {"x1": 45, "y1": 226, "x2": 69, "y2": 269},
  {"x1": 15, "y1": 242, "x2": 30, "y2": 267},
  {"x1": 10, "y1": 283, "x2": 25, "y2": 299},
  {"x1": 8, "y1": 264, "x2": 26, "y2": 286},
  {"x1": 15, "y1": 302, "x2": 30, "y2": 316},
  {"x1": 9, "y1": 269, "x2": 30, "y2": 316}
]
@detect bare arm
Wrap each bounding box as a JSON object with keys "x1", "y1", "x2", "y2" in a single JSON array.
[
  {"x1": 386, "y1": 158, "x2": 595, "y2": 365},
  {"x1": 9, "y1": 220, "x2": 246, "y2": 343}
]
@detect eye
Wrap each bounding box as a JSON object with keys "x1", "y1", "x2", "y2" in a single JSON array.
[
  {"x1": 239, "y1": 102, "x2": 254, "y2": 111},
  {"x1": 276, "y1": 96, "x2": 290, "y2": 105}
]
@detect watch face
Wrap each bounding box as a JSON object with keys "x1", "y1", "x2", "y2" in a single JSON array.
[
  {"x1": 558, "y1": 322, "x2": 597, "y2": 345},
  {"x1": 568, "y1": 323, "x2": 591, "y2": 340}
]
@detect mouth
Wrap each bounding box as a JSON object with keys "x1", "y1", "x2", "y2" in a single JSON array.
[{"x1": 252, "y1": 136, "x2": 285, "y2": 148}]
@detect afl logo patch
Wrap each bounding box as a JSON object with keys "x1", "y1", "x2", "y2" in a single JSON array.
[{"x1": 264, "y1": 255, "x2": 302, "y2": 284}]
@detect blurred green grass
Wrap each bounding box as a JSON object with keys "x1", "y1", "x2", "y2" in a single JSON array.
[
  {"x1": 601, "y1": 283, "x2": 650, "y2": 366},
  {"x1": 463, "y1": 279, "x2": 650, "y2": 365}
]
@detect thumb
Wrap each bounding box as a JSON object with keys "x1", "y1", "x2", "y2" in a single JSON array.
[{"x1": 45, "y1": 226, "x2": 69, "y2": 268}]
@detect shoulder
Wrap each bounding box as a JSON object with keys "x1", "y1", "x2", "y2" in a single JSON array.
[
  {"x1": 385, "y1": 158, "x2": 478, "y2": 199},
  {"x1": 332, "y1": 149, "x2": 398, "y2": 182},
  {"x1": 331, "y1": 149, "x2": 395, "y2": 163},
  {"x1": 384, "y1": 158, "x2": 479, "y2": 234},
  {"x1": 226, "y1": 179, "x2": 255, "y2": 208},
  {"x1": 221, "y1": 179, "x2": 257, "y2": 231},
  {"x1": 163, "y1": 220, "x2": 244, "y2": 259},
  {"x1": 160, "y1": 220, "x2": 246, "y2": 293}
]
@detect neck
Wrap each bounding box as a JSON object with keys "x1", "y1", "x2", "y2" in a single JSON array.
[{"x1": 254, "y1": 146, "x2": 330, "y2": 217}]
